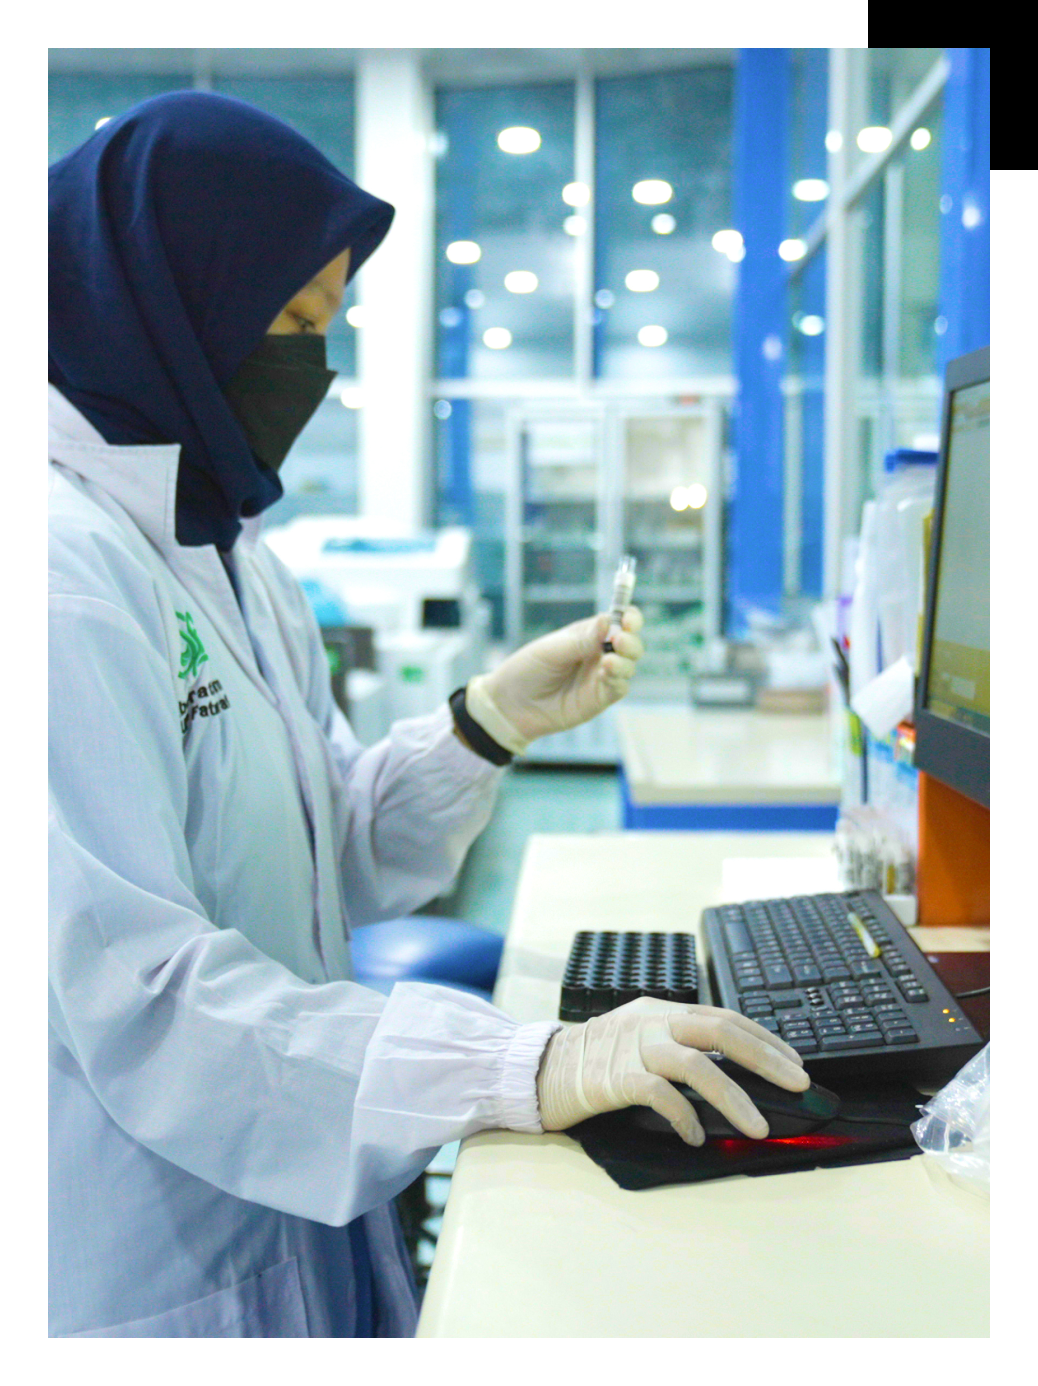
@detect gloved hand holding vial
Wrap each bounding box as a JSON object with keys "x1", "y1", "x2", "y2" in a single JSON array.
[{"x1": 462, "y1": 557, "x2": 644, "y2": 751}]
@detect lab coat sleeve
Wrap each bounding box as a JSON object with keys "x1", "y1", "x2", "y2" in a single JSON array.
[
  {"x1": 49, "y1": 587, "x2": 558, "y2": 1226},
  {"x1": 262, "y1": 546, "x2": 507, "y2": 925}
]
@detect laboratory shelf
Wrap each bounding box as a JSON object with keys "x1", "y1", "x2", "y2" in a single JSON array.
[
  {"x1": 636, "y1": 587, "x2": 705, "y2": 603},
  {"x1": 521, "y1": 531, "x2": 599, "y2": 546},
  {"x1": 522, "y1": 584, "x2": 596, "y2": 602},
  {"x1": 505, "y1": 403, "x2": 723, "y2": 714},
  {"x1": 627, "y1": 534, "x2": 703, "y2": 549}
]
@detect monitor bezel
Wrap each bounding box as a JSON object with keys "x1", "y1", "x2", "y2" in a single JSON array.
[{"x1": 913, "y1": 344, "x2": 989, "y2": 808}]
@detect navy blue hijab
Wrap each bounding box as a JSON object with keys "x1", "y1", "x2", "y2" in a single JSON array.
[{"x1": 49, "y1": 91, "x2": 394, "y2": 550}]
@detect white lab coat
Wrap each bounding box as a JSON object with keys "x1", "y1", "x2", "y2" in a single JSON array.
[{"x1": 47, "y1": 386, "x2": 560, "y2": 1337}]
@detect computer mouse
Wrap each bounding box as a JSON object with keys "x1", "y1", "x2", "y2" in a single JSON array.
[{"x1": 625, "y1": 1057, "x2": 841, "y2": 1140}]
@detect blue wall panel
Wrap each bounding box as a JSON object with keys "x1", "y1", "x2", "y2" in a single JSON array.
[
  {"x1": 939, "y1": 48, "x2": 990, "y2": 365},
  {"x1": 727, "y1": 49, "x2": 791, "y2": 631}
]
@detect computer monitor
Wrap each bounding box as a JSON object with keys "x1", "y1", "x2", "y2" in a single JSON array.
[{"x1": 914, "y1": 345, "x2": 990, "y2": 807}]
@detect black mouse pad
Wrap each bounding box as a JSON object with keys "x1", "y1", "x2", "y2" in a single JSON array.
[{"x1": 567, "y1": 1078, "x2": 924, "y2": 1191}]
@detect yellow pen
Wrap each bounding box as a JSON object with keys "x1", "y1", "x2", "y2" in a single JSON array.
[{"x1": 848, "y1": 910, "x2": 882, "y2": 958}]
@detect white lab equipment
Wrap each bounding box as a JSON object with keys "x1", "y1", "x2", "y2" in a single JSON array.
[
  {"x1": 262, "y1": 515, "x2": 490, "y2": 725},
  {"x1": 262, "y1": 516, "x2": 481, "y2": 633}
]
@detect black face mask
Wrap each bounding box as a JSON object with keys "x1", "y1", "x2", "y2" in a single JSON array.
[{"x1": 223, "y1": 333, "x2": 336, "y2": 474}]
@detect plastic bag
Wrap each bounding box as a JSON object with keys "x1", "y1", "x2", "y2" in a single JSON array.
[{"x1": 911, "y1": 1044, "x2": 990, "y2": 1195}]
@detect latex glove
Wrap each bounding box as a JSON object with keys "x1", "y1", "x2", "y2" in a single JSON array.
[
  {"x1": 536, "y1": 997, "x2": 810, "y2": 1145},
  {"x1": 466, "y1": 607, "x2": 645, "y2": 752}
]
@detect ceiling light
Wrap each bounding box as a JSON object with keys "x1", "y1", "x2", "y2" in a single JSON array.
[
  {"x1": 498, "y1": 126, "x2": 541, "y2": 154},
  {"x1": 651, "y1": 213, "x2": 676, "y2": 235},
  {"x1": 670, "y1": 487, "x2": 689, "y2": 511},
  {"x1": 638, "y1": 325, "x2": 668, "y2": 348},
  {"x1": 711, "y1": 229, "x2": 745, "y2": 262},
  {"x1": 483, "y1": 327, "x2": 512, "y2": 349},
  {"x1": 632, "y1": 179, "x2": 673, "y2": 205},
  {"x1": 439, "y1": 307, "x2": 463, "y2": 328},
  {"x1": 910, "y1": 127, "x2": 932, "y2": 151},
  {"x1": 594, "y1": 289, "x2": 615, "y2": 309},
  {"x1": 563, "y1": 215, "x2": 587, "y2": 236},
  {"x1": 856, "y1": 126, "x2": 892, "y2": 154},
  {"x1": 798, "y1": 315, "x2": 825, "y2": 336},
  {"x1": 962, "y1": 201, "x2": 983, "y2": 229},
  {"x1": 464, "y1": 289, "x2": 485, "y2": 309},
  {"x1": 625, "y1": 270, "x2": 660, "y2": 293},
  {"x1": 793, "y1": 179, "x2": 829, "y2": 202},
  {"x1": 345, "y1": 306, "x2": 365, "y2": 328},
  {"x1": 686, "y1": 483, "x2": 708, "y2": 510},
  {"x1": 825, "y1": 130, "x2": 843, "y2": 153},
  {"x1": 446, "y1": 240, "x2": 481, "y2": 264},
  {"x1": 433, "y1": 400, "x2": 453, "y2": 420},
  {"x1": 504, "y1": 271, "x2": 538, "y2": 294},
  {"x1": 563, "y1": 182, "x2": 590, "y2": 206},
  {"x1": 779, "y1": 238, "x2": 807, "y2": 262},
  {"x1": 339, "y1": 386, "x2": 363, "y2": 409}
]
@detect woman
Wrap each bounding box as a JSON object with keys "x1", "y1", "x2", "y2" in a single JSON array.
[{"x1": 48, "y1": 91, "x2": 808, "y2": 1337}]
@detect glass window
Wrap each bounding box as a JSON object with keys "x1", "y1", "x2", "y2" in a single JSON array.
[
  {"x1": 786, "y1": 248, "x2": 827, "y2": 600},
  {"x1": 899, "y1": 99, "x2": 943, "y2": 381},
  {"x1": 788, "y1": 49, "x2": 830, "y2": 242},
  {"x1": 866, "y1": 48, "x2": 943, "y2": 127},
  {"x1": 850, "y1": 49, "x2": 943, "y2": 169},
  {"x1": 782, "y1": 53, "x2": 829, "y2": 605},
  {"x1": 434, "y1": 83, "x2": 576, "y2": 381},
  {"x1": 850, "y1": 91, "x2": 945, "y2": 531},
  {"x1": 594, "y1": 65, "x2": 735, "y2": 379}
]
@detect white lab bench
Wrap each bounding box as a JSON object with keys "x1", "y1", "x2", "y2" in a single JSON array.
[
  {"x1": 615, "y1": 704, "x2": 841, "y2": 830},
  {"x1": 416, "y1": 832, "x2": 989, "y2": 1338}
]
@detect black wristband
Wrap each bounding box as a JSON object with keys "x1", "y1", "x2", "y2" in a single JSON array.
[{"x1": 449, "y1": 686, "x2": 514, "y2": 766}]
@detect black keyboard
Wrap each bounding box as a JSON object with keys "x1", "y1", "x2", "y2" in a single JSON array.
[{"x1": 703, "y1": 889, "x2": 983, "y2": 1085}]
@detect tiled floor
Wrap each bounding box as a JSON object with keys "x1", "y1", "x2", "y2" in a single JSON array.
[{"x1": 428, "y1": 763, "x2": 623, "y2": 935}]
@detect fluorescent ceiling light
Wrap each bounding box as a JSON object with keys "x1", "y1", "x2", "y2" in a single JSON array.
[
  {"x1": 483, "y1": 327, "x2": 513, "y2": 349},
  {"x1": 562, "y1": 182, "x2": 590, "y2": 206},
  {"x1": 625, "y1": 270, "x2": 660, "y2": 293},
  {"x1": 504, "y1": 271, "x2": 538, "y2": 294},
  {"x1": 498, "y1": 126, "x2": 541, "y2": 154},
  {"x1": 632, "y1": 179, "x2": 673, "y2": 205},
  {"x1": 856, "y1": 126, "x2": 892, "y2": 154},
  {"x1": 637, "y1": 325, "x2": 668, "y2": 347},
  {"x1": 446, "y1": 240, "x2": 481, "y2": 264},
  {"x1": 792, "y1": 179, "x2": 829, "y2": 202}
]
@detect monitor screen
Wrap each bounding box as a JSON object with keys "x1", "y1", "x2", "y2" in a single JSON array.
[
  {"x1": 923, "y1": 379, "x2": 990, "y2": 735},
  {"x1": 914, "y1": 346, "x2": 990, "y2": 807}
]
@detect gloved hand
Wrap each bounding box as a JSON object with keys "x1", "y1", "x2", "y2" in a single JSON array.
[
  {"x1": 536, "y1": 997, "x2": 810, "y2": 1145},
  {"x1": 465, "y1": 607, "x2": 645, "y2": 753}
]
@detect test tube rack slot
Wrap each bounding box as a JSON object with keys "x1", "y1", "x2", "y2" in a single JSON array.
[{"x1": 559, "y1": 931, "x2": 699, "y2": 1021}]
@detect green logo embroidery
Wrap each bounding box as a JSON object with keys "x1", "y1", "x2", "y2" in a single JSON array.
[{"x1": 176, "y1": 610, "x2": 209, "y2": 681}]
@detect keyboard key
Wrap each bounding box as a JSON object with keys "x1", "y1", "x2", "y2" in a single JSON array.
[
  {"x1": 770, "y1": 994, "x2": 803, "y2": 1009},
  {"x1": 793, "y1": 963, "x2": 824, "y2": 985},
  {"x1": 848, "y1": 1014, "x2": 881, "y2": 1036},
  {"x1": 737, "y1": 979, "x2": 767, "y2": 993},
  {"x1": 820, "y1": 1033, "x2": 867, "y2": 1051},
  {"x1": 850, "y1": 959, "x2": 884, "y2": 978},
  {"x1": 742, "y1": 1000, "x2": 771, "y2": 1016},
  {"x1": 787, "y1": 1037, "x2": 819, "y2": 1054},
  {"x1": 724, "y1": 918, "x2": 755, "y2": 957},
  {"x1": 764, "y1": 964, "x2": 793, "y2": 989},
  {"x1": 833, "y1": 994, "x2": 863, "y2": 1010},
  {"x1": 815, "y1": 1021, "x2": 846, "y2": 1036},
  {"x1": 885, "y1": 1029, "x2": 920, "y2": 1044},
  {"x1": 822, "y1": 964, "x2": 851, "y2": 983}
]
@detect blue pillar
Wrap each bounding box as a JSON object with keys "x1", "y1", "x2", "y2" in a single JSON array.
[
  {"x1": 939, "y1": 48, "x2": 990, "y2": 364},
  {"x1": 727, "y1": 48, "x2": 791, "y2": 632}
]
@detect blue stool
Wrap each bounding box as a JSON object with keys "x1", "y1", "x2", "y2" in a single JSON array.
[{"x1": 351, "y1": 917, "x2": 504, "y2": 1006}]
